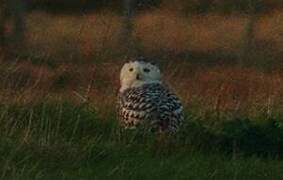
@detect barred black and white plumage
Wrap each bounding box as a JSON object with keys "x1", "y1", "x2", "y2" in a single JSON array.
[
  {"x1": 118, "y1": 58, "x2": 184, "y2": 133},
  {"x1": 118, "y1": 83, "x2": 183, "y2": 133}
]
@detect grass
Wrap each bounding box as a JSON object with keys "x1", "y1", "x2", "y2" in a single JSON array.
[
  {"x1": 2, "y1": 143, "x2": 283, "y2": 180},
  {"x1": 1, "y1": 59, "x2": 282, "y2": 118},
  {"x1": 22, "y1": 10, "x2": 283, "y2": 64},
  {"x1": 0, "y1": 101, "x2": 283, "y2": 179},
  {"x1": 1, "y1": 8, "x2": 283, "y2": 179}
]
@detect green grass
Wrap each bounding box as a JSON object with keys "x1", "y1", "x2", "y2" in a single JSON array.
[
  {"x1": 2, "y1": 142, "x2": 283, "y2": 180},
  {"x1": 1, "y1": 101, "x2": 283, "y2": 179}
]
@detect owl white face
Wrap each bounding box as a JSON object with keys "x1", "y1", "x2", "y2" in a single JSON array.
[{"x1": 120, "y1": 61, "x2": 161, "y2": 92}]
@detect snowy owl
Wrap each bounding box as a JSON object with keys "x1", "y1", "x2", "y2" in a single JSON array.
[{"x1": 117, "y1": 57, "x2": 184, "y2": 133}]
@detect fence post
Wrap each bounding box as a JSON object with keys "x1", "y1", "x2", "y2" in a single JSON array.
[
  {"x1": 122, "y1": 0, "x2": 137, "y2": 56},
  {"x1": 10, "y1": 0, "x2": 26, "y2": 49},
  {"x1": 239, "y1": 0, "x2": 260, "y2": 65},
  {"x1": 0, "y1": 0, "x2": 6, "y2": 50},
  {"x1": 0, "y1": 0, "x2": 26, "y2": 54}
]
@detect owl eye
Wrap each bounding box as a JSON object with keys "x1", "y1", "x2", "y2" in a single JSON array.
[
  {"x1": 129, "y1": 68, "x2": 133, "y2": 72},
  {"x1": 143, "y1": 68, "x2": 150, "y2": 73}
]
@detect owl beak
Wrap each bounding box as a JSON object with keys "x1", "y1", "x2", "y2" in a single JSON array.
[{"x1": 136, "y1": 74, "x2": 142, "y2": 80}]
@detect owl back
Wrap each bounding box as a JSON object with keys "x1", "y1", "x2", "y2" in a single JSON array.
[{"x1": 118, "y1": 83, "x2": 183, "y2": 133}]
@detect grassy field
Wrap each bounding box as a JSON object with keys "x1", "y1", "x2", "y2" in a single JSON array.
[
  {"x1": 1, "y1": 66, "x2": 283, "y2": 179},
  {"x1": 1, "y1": 101, "x2": 283, "y2": 180},
  {"x1": 1, "y1": 8, "x2": 283, "y2": 179},
  {"x1": 23, "y1": 10, "x2": 283, "y2": 63}
]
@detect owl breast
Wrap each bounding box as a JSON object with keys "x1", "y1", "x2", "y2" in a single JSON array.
[{"x1": 118, "y1": 83, "x2": 183, "y2": 133}]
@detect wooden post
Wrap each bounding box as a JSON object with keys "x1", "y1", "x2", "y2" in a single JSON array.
[
  {"x1": 0, "y1": 0, "x2": 26, "y2": 53},
  {"x1": 10, "y1": 0, "x2": 26, "y2": 49},
  {"x1": 239, "y1": 0, "x2": 260, "y2": 65},
  {"x1": 0, "y1": 0, "x2": 6, "y2": 49},
  {"x1": 122, "y1": 0, "x2": 137, "y2": 56}
]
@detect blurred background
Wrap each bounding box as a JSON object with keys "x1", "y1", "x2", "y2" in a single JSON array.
[
  {"x1": 1, "y1": 2, "x2": 283, "y2": 178},
  {"x1": 0, "y1": 0, "x2": 282, "y2": 117}
]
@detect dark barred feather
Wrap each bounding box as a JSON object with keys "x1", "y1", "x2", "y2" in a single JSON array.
[{"x1": 118, "y1": 83, "x2": 183, "y2": 133}]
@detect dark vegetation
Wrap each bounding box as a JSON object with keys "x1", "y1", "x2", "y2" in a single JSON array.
[
  {"x1": 2, "y1": 101, "x2": 283, "y2": 157},
  {"x1": 26, "y1": 0, "x2": 279, "y2": 14},
  {"x1": 1, "y1": 101, "x2": 283, "y2": 179}
]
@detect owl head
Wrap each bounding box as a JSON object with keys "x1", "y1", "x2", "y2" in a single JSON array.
[{"x1": 120, "y1": 57, "x2": 161, "y2": 92}]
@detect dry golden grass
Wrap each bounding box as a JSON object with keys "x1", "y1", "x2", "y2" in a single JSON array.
[
  {"x1": 25, "y1": 10, "x2": 283, "y2": 60},
  {"x1": 256, "y1": 10, "x2": 283, "y2": 52},
  {"x1": 26, "y1": 11, "x2": 123, "y2": 61},
  {"x1": 135, "y1": 11, "x2": 247, "y2": 53},
  {"x1": 1, "y1": 58, "x2": 282, "y2": 119},
  {"x1": 1, "y1": 10, "x2": 283, "y2": 118}
]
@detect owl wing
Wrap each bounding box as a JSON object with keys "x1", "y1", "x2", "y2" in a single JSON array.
[
  {"x1": 118, "y1": 83, "x2": 183, "y2": 132},
  {"x1": 150, "y1": 85, "x2": 183, "y2": 133},
  {"x1": 118, "y1": 86, "x2": 157, "y2": 129}
]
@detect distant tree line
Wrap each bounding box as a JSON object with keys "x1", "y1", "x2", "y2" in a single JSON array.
[
  {"x1": 25, "y1": 0, "x2": 281, "y2": 14},
  {"x1": 26, "y1": 0, "x2": 161, "y2": 13},
  {"x1": 164, "y1": 0, "x2": 265, "y2": 14}
]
